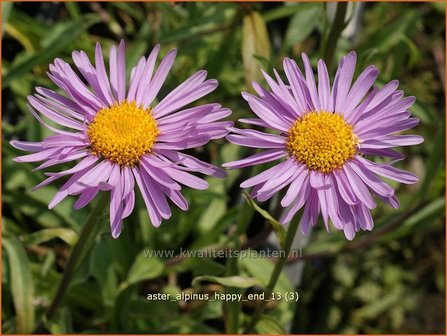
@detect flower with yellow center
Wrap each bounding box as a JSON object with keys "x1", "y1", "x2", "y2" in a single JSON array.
[
  {"x1": 87, "y1": 101, "x2": 159, "y2": 167},
  {"x1": 12, "y1": 40, "x2": 229, "y2": 240},
  {"x1": 287, "y1": 111, "x2": 358, "y2": 174},
  {"x1": 224, "y1": 52, "x2": 422, "y2": 240}
]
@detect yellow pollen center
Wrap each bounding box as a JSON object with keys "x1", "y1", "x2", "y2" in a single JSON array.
[
  {"x1": 287, "y1": 111, "x2": 358, "y2": 173},
  {"x1": 87, "y1": 101, "x2": 159, "y2": 166}
]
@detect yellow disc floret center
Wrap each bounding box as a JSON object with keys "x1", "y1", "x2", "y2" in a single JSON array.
[
  {"x1": 87, "y1": 101, "x2": 159, "y2": 166},
  {"x1": 287, "y1": 111, "x2": 358, "y2": 174}
]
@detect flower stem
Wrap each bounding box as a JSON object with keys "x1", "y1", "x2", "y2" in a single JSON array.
[
  {"x1": 45, "y1": 192, "x2": 108, "y2": 322},
  {"x1": 322, "y1": 2, "x2": 348, "y2": 70},
  {"x1": 243, "y1": 215, "x2": 300, "y2": 334},
  {"x1": 224, "y1": 200, "x2": 254, "y2": 333}
]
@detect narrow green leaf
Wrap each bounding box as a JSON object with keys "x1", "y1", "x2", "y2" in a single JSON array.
[
  {"x1": 379, "y1": 197, "x2": 445, "y2": 242},
  {"x1": 43, "y1": 307, "x2": 73, "y2": 334},
  {"x1": 2, "y1": 2, "x2": 13, "y2": 35},
  {"x1": 263, "y1": 3, "x2": 317, "y2": 23},
  {"x1": 197, "y1": 180, "x2": 226, "y2": 232},
  {"x1": 239, "y1": 256, "x2": 294, "y2": 293},
  {"x1": 243, "y1": 192, "x2": 286, "y2": 247},
  {"x1": 255, "y1": 314, "x2": 286, "y2": 334},
  {"x1": 90, "y1": 239, "x2": 118, "y2": 306},
  {"x1": 284, "y1": 5, "x2": 322, "y2": 48},
  {"x1": 126, "y1": 251, "x2": 164, "y2": 285},
  {"x1": 22, "y1": 228, "x2": 78, "y2": 247},
  {"x1": 242, "y1": 11, "x2": 271, "y2": 88},
  {"x1": 64, "y1": 3, "x2": 81, "y2": 20},
  {"x1": 3, "y1": 234, "x2": 35, "y2": 333},
  {"x1": 357, "y1": 10, "x2": 419, "y2": 55},
  {"x1": 192, "y1": 275, "x2": 261, "y2": 288},
  {"x1": 3, "y1": 14, "x2": 100, "y2": 87}
]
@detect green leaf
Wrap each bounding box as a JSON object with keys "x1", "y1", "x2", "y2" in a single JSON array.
[
  {"x1": 418, "y1": 117, "x2": 445, "y2": 198},
  {"x1": 90, "y1": 239, "x2": 118, "y2": 306},
  {"x1": 3, "y1": 14, "x2": 100, "y2": 87},
  {"x1": 43, "y1": 307, "x2": 73, "y2": 334},
  {"x1": 3, "y1": 234, "x2": 35, "y2": 333},
  {"x1": 241, "y1": 11, "x2": 271, "y2": 88},
  {"x1": 379, "y1": 197, "x2": 445, "y2": 242},
  {"x1": 255, "y1": 314, "x2": 286, "y2": 334},
  {"x1": 192, "y1": 275, "x2": 261, "y2": 288},
  {"x1": 357, "y1": 10, "x2": 419, "y2": 55},
  {"x1": 197, "y1": 179, "x2": 226, "y2": 232},
  {"x1": 2, "y1": 2, "x2": 13, "y2": 35},
  {"x1": 126, "y1": 251, "x2": 164, "y2": 285},
  {"x1": 263, "y1": 3, "x2": 317, "y2": 23},
  {"x1": 64, "y1": 3, "x2": 81, "y2": 20},
  {"x1": 22, "y1": 228, "x2": 78, "y2": 247},
  {"x1": 239, "y1": 256, "x2": 294, "y2": 293},
  {"x1": 284, "y1": 5, "x2": 322, "y2": 48},
  {"x1": 239, "y1": 256, "x2": 295, "y2": 326},
  {"x1": 243, "y1": 192, "x2": 286, "y2": 247}
]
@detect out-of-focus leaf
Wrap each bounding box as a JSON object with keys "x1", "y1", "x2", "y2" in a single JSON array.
[
  {"x1": 352, "y1": 286, "x2": 404, "y2": 320},
  {"x1": 197, "y1": 180, "x2": 226, "y2": 232},
  {"x1": 158, "y1": 7, "x2": 234, "y2": 44},
  {"x1": 204, "y1": 25, "x2": 238, "y2": 78},
  {"x1": 263, "y1": 3, "x2": 317, "y2": 23},
  {"x1": 126, "y1": 297, "x2": 178, "y2": 328},
  {"x1": 4, "y1": 23, "x2": 36, "y2": 52},
  {"x1": 190, "y1": 258, "x2": 226, "y2": 277},
  {"x1": 239, "y1": 256, "x2": 294, "y2": 293},
  {"x1": 64, "y1": 3, "x2": 81, "y2": 19},
  {"x1": 2, "y1": 2, "x2": 13, "y2": 35},
  {"x1": 418, "y1": 117, "x2": 445, "y2": 198},
  {"x1": 22, "y1": 228, "x2": 78, "y2": 247},
  {"x1": 66, "y1": 281, "x2": 103, "y2": 312},
  {"x1": 163, "y1": 316, "x2": 220, "y2": 334},
  {"x1": 43, "y1": 307, "x2": 73, "y2": 334},
  {"x1": 399, "y1": 35, "x2": 421, "y2": 68},
  {"x1": 242, "y1": 11, "x2": 271, "y2": 87},
  {"x1": 41, "y1": 250, "x2": 56, "y2": 278},
  {"x1": 431, "y1": 2, "x2": 445, "y2": 14},
  {"x1": 126, "y1": 251, "x2": 164, "y2": 285},
  {"x1": 284, "y1": 5, "x2": 322, "y2": 49},
  {"x1": 239, "y1": 256, "x2": 295, "y2": 325},
  {"x1": 379, "y1": 197, "x2": 445, "y2": 242},
  {"x1": 90, "y1": 239, "x2": 118, "y2": 306},
  {"x1": 7, "y1": 9, "x2": 47, "y2": 38},
  {"x1": 3, "y1": 234, "x2": 35, "y2": 333},
  {"x1": 3, "y1": 14, "x2": 100, "y2": 87},
  {"x1": 220, "y1": 143, "x2": 243, "y2": 189},
  {"x1": 255, "y1": 314, "x2": 287, "y2": 334},
  {"x1": 111, "y1": 2, "x2": 145, "y2": 22},
  {"x1": 3, "y1": 189, "x2": 81, "y2": 230},
  {"x1": 358, "y1": 10, "x2": 419, "y2": 54},
  {"x1": 304, "y1": 230, "x2": 347, "y2": 255},
  {"x1": 243, "y1": 192, "x2": 285, "y2": 247},
  {"x1": 192, "y1": 275, "x2": 261, "y2": 288}
]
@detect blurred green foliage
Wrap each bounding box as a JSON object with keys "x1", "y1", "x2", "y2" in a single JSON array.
[{"x1": 2, "y1": 2, "x2": 445, "y2": 334}]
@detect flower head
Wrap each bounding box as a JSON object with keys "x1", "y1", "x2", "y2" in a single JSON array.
[
  {"x1": 11, "y1": 40, "x2": 232, "y2": 238},
  {"x1": 223, "y1": 52, "x2": 423, "y2": 240}
]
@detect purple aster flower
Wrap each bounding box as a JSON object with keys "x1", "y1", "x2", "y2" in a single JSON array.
[
  {"x1": 11, "y1": 40, "x2": 232, "y2": 238},
  {"x1": 223, "y1": 52, "x2": 423, "y2": 240}
]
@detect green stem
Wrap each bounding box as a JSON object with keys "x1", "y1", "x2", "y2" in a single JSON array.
[
  {"x1": 45, "y1": 192, "x2": 108, "y2": 322},
  {"x1": 224, "y1": 246, "x2": 241, "y2": 334},
  {"x1": 224, "y1": 199, "x2": 254, "y2": 333},
  {"x1": 243, "y1": 215, "x2": 300, "y2": 334},
  {"x1": 322, "y1": 2, "x2": 348, "y2": 70}
]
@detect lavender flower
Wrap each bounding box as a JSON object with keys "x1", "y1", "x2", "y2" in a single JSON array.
[
  {"x1": 11, "y1": 41, "x2": 232, "y2": 238},
  {"x1": 224, "y1": 52, "x2": 422, "y2": 240}
]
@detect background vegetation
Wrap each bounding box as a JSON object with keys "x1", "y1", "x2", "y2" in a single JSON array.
[{"x1": 2, "y1": 2, "x2": 445, "y2": 334}]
